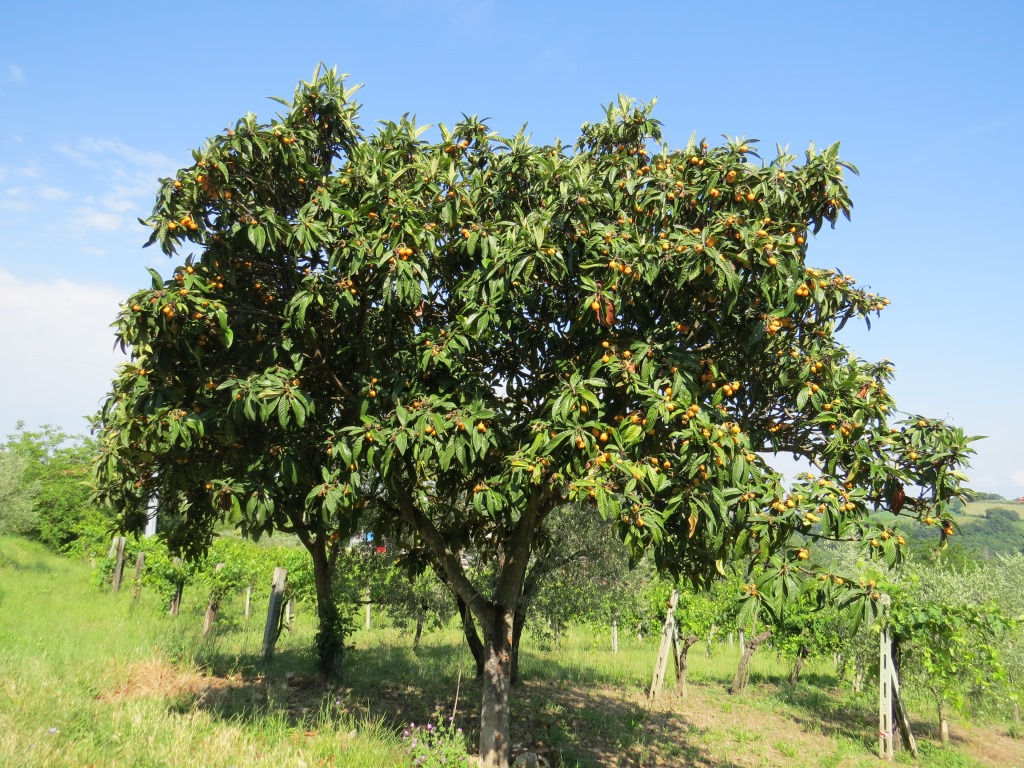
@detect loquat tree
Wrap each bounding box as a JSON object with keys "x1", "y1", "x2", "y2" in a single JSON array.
[{"x1": 93, "y1": 68, "x2": 975, "y2": 767}]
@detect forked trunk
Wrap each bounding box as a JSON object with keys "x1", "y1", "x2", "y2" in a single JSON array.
[
  {"x1": 729, "y1": 630, "x2": 771, "y2": 694},
  {"x1": 479, "y1": 604, "x2": 515, "y2": 768},
  {"x1": 675, "y1": 634, "x2": 699, "y2": 697}
]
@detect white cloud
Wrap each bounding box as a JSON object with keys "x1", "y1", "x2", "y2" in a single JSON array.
[
  {"x1": 38, "y1": 185, "x2": 71, "y2": 201},
  {"x1": 0, "y1": 199, "x2": 31, "y2": 213},
  {"x1": 0, "y1": 270, "x2": 126, "y2": 436},
  {"x1": 71, "y1": 208, "x2": 124, "y2": 231},
  {"x1": 49, "y1": 139, "x2": 172, "y2": 235},
  {"x1": 56, "y1": 138, "x2": 172, "y2": 177},
  {"x1": 6, "y1": 64, "x2": 23, "y2": 83}
]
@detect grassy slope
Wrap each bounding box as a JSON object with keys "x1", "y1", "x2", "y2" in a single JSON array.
[
  {"x1": 0, "y1": 537, "x2": 402, "y2": 768},
  {"x1": 1, "y1": 537, "x2": 1020, "y2": 768}
]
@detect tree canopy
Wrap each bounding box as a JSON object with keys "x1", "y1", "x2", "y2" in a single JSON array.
[{"x1": 93, "y1": 68, "x2": 975, "y2": 767}]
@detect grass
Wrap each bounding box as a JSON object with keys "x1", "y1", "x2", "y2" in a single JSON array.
[{"x1": 1, "y1": 536, "x2": 1021, "y2": 767}]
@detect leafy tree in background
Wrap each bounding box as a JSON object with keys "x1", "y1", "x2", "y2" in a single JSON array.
[
  {"x1": 93, "y1": 68, "x2": 975, "y2": 767},
  {"x1": 0, "y1": 450, "x2": 37, "y2": 536},
  {"x1": 2, "y1": 424, "x2": 106, "y2": 550}
]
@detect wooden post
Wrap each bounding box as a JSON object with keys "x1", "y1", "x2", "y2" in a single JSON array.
[
  {"x1": 364, "y1": 587, "x2": 372, "y2": 630},
  {"x1": 878, "y1": 595, "x2": 894, "y2": 760},
  {"x1": 131, "y1": 552, "x2": 146, "y2": 600},
  {"x1": 611, "y1": 618, "x2": 619, "y2": 653},
  {"x1": 262, "y1": 567, "x2": 287, "y2": 661},
  {"x1": 648, "y1": 589, "x2": 679, "y2": 700},
  {"x1": 890, "y1": 654, "x2": 918, "y2": 758},
  {"x1": 244, "y1": 584, "x2": 252, "y2": 620},
  {"x1": 202, "y1": 563, "x2": 225, "y2": 636},
  {"x1": 169, "y1": 557, "x2": 184, "y2": 617},
  {"x1": 111, "y1": 536, "x2": 127, "y2": 592},
  {"x1": 738, "y1": 628, "x2": 745, "y2": 655}
]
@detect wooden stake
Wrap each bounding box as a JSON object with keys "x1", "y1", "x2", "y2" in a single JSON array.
[
  {"x1": 648, "y1": 589, "x2": 679, "y2": 700},
  {"x1": 202, "y1": 563, "x2": 225, "y2": 636},
  {"x1": 890, "y1": 660, "x2": 918, "y2": 758},
  {"x1": 169, "y1": 557, "x2": 183, "y2": 617},
  {"x1": 262, "y1": 567, "x2": 287, "y2": 661},
  {"x1": 111, "y1": 536, "x2": 126, "y2": 592},
  {"x1": 131, "y1": 551, "x2": 145, "y2": 600},
  {"x1": 879, "y1": 595, "x2": 894, "y2": 760}
]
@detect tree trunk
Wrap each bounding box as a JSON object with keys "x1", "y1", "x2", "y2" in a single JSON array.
[
  {"x1": 675, "y1": 634, "x2": 699, "y2": 697},
  {"x1": 479, "y1": 604, "x2": 515, "y2": 768},
  {"x1": 729, "y1": 630, "x2": 771, "y2": 694},
  {"x1": 309, "y1": 540, "x2": 343, "y2": 680},
  {"x1": 938, "y1": 700, "x2": 950, "y2": 744},
  {"x1": 455, "y1": 593, "x2": 485, "y2": 678},
  {"x1": 413, "y1": 599, "x2": 427, "y2": 651},
  {"x1": 789, "y1": 646, "x2": 809, "y2": 687}
]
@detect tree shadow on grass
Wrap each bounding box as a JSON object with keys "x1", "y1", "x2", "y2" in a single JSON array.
[
  {"x1": 772, "y1": 682, "x2": 879, "y2": 749},
  {"x1": 168, "y1": 641, "x2": 739, "y2": 767}
]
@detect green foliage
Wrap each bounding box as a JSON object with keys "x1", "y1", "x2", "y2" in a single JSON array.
[
  {"x1": 0, "y1": 449, "x2": 37, "y2": 536},
  {"x1": 985, "y1": 507, "x2": 1020, "y2": 522},
  {"x1": 885, "y1": 562, "x2": 1020, "y2": 722},
  {"x1": 90, "y1": 68, "x2": 979, "y2": 758},
  {"x1": 2, "y1": 424, "x2": 110, "y2": 551}
]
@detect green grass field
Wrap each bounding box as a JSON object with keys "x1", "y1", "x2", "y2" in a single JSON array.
[
  {"x1": 960, "y1": 500, "x2": 1024, "y2": 520},
  {"x1": 1, "y1": 537, "x2": 1020, "y2": 767}
]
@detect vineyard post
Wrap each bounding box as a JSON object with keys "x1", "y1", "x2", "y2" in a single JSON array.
[
  {"x1": 262, "y1": 567, "x2": 287, "y2": 661},
  {"x1": 878, "y1": 594, "x2": 894, "y2": 760},
  {"x1": 110, "y1": 536, "x2": 126, "y2": 592},
  {"x1": 131, "y1": 551, "x2": 145, "y2": 600},
  {"x1": 611, "y1": 618, "x2": 618, "y2": 653},
  {"x1": 169, "y1": 557, "x2": 184, "y2": 617},
  {"x1": 202, "y1": 563, "x2": 225, "y2": 636},
  {"x1": 648, "y1": 589, "x2": 679, "y2": 700},
  {"x1": 890, "y1": 650, "x2": 918, "y2": 758},
  {"x1": 244, "y1": 584, "x2": 252, "y2": 619}
]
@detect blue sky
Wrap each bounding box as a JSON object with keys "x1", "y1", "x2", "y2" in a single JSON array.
[{"x1": 1, "y1": 1, "x2": 1022, "y2": 497}]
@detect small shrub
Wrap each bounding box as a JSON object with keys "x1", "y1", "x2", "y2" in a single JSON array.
[{"x1": 402, "y1": 710, "x2": 470, "y2": 767}]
